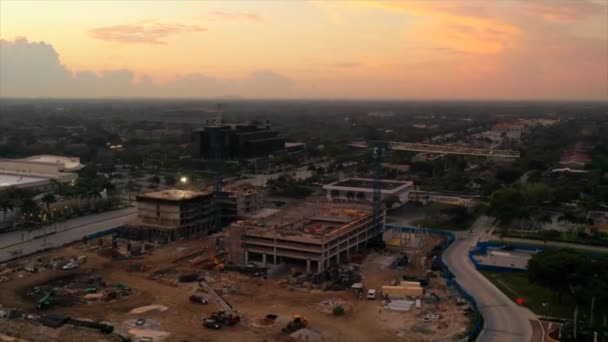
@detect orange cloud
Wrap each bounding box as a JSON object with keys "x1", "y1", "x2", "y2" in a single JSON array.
[
  {"x1": 522, "y1": 1, "x2": 604, "y2": 23},
  {"x1": 89, "y1": 22, "x2": 205, "y2": 45},
  {"x1": 351, "y1": 1, "x2": 521, "y2": 54},
  {"x1": 208, "y1": 10, "x2": 262, "y2": 22}
]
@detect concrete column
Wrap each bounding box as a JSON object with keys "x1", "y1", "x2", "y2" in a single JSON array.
[
  {"x1": 273, "y1": 237, "x2": 278, "y2": 264},
  {"x1": 336, "y1": 252, "x2": 340, "y2": 264},
  {"x1": 317, "y1": 260, "x2": 323, "y2": 273},
  {"x1": 262, "y1": 253, "x2": 267, "y2": 266},
  {"x1": 244, "y1": 250, "x2": 249, "y2": 264},
  {"x1": 306, "y1": 260, "x2": 311, "y2": 273}
]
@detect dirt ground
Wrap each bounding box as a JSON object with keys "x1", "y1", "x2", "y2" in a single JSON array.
[{"x1": 0, "y1": 234, "x2": 469, "y2": 342}]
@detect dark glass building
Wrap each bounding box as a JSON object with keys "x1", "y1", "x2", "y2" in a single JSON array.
[{"x1": 192, "y1": 121, "x2": 286, "y2": 160}]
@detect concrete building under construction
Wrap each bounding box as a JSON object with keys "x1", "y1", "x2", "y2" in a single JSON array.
[
  {"x1": 126, "y1": 189, "x2": 215, "y2": 242},
  {"x1": 323, "y1": 177, "x2": 413, "y2": 204},
  {"x1": 228, "y1": 201, "x2": 385, "y2": 273},
  {"x1": 121, "y1": 186, "x2": 263, "y2": 242}
]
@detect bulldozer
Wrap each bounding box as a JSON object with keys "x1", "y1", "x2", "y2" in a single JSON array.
[{"x1": 282, "y1": 314, "x2": 308, "y2": 335}]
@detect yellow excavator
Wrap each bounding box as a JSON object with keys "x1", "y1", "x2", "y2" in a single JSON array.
[
  {"x1": 211, "y1": 256, "x2": 225, "y2": 271},
  {"x1": 282, "y1": 314, "x2": 308, "y2": 334}
]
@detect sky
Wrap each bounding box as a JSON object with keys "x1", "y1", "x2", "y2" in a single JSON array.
[{"x1": 0, "y1": 0, "x2": 607, "y2": 100}]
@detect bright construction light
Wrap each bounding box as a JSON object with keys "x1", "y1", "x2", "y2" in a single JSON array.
[{"x1": 180, "y1": 176, "x2": 188, "y2": 184}]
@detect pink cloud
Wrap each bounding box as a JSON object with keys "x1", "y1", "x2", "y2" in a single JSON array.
[
  {"x1": 522, "y1": 0, "x2": 604, "y2": 23},
  {"x1": 89, "y1": 22, "x2": 206, "y2": 45},
  {"x1": 209, "y1": 10, "x2": 262, "y2": 22}
]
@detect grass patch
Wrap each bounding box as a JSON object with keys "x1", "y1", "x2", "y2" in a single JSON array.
[
  {"x1": 501, "y1": 230, "x2": 608, "y2": 248},
  {"x1": 481, "y1": 271, "x2": 575, "y2": 319},
  {"x1": 488, "y1": 240, "x2": 608, "y2": 256}
]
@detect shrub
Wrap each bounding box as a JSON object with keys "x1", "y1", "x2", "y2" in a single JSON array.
[{"x1": 333, "y1": 305, "x2": 345, "y2": 316}]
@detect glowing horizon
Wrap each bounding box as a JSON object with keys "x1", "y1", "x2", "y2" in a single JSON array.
[{"x1": 1, "y1": 1, "x2": 607, "y2": 100}]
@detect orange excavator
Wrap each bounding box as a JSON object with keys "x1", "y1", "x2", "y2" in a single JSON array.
[{"x1": 211, "y1": 256, "x2": 225, "y2": 271}]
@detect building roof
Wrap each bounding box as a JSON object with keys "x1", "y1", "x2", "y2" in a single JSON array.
[
  {"x1": 0, "y1": 174, "x2": 49, "y2": 188},
  {"x1": 22, "y1": 155, "x2": 82, "y2": 170},
  {"x1": 233, "y1": 201, "x2": 373, "y2": 242},
  {"x1": 323, "y1": 177, "x2": 413, "y2": 192},
  {"x1": 136, "y1": 189, "x2": 212, "y2": 202}
]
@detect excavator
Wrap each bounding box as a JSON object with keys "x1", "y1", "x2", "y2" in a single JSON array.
[
  {"x1": 282, "y1": 314, "x2": 308, "y2": 334},
  {"x1": 37, "y1": 293, "x2": 52, "y2": 310},
  {"x1": 211, "y1": 256, "x2": 225, "y2": 271}
]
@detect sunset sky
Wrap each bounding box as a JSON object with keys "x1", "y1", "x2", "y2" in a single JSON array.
[{"x1": 1, "y1": 0, "x2": 607, "y2": 99}]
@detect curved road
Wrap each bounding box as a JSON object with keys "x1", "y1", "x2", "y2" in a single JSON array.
[{"x1": 442, "y1": 218, "x2": 534, "y2": 342}]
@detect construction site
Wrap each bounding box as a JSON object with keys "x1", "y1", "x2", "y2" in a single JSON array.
[
  {"x1": 0, "y1": 196, "x2": 473, "y2": 342},
  {"x1": 0, "y1": 114, "x2": 472, "y2": 341}
]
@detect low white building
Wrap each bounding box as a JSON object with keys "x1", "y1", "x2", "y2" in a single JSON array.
[
  {"x1": 409, "y1": 190, "x2": 478, "y2": 207},
  {"x1": 0, "y1": 155, "x2": 82, "y2": 190},
  {"x1": 323, "y1": 178, "x2": 413, "y2": 205}
]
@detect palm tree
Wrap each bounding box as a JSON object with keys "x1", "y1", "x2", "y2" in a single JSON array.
[
  {"x1": 125, "y1": 180, "x2": 138, "y2": 201},
  {"x1": 49, "y1": 179, "x2": 69, "y2": 197},
  {"x1": 41, "y1": 193, "x2": 56, "y2": 214},
  {"x1": 0, "y1": 191, "x2": 14, "y2": 222},
  {"x1": 81, "y1": 188, "x2": 102, "y2": 210},
  {"x1": 18, "y1": 196, "x2": 40, "y2": 240}
]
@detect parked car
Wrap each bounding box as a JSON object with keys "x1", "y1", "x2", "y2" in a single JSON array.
[
  {"x1": 203, "y1": 318, "x2": 221, "y2": 329},
  {"x1": 367, "y1": 289, "x2": 377, "y2": 300},
  {"x1": 135, "y1": 318, "x2": 146, "y2": 326},
  {"x1": 62, "y1": 262, "x2": 79, "y2": 270},
  {"x1": 189, "y1": 295, "x2": 208, "y2": 304}
]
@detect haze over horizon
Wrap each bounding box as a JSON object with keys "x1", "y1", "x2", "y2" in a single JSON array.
[{"x1": 1, "y1": 1, "x2": 607, "y2": 100}]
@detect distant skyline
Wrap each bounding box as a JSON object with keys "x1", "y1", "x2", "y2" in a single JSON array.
[{"x1": 1, "y1": 1, "x2": 607, "y2": 100}]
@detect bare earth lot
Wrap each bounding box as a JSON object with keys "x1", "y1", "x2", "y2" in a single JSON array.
[{"x1": 0, "y1": 234, "x2": 469, "y2": 341}]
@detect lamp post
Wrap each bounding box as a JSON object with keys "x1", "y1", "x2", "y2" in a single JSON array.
[{"x1": 179, "y1": 176, "x2": 188, "y2": 190}]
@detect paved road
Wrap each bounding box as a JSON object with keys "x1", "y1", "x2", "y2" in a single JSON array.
[
  {"x1": 501, "y1": 237, "x2": 608, "y2": 253},
  {"x1": 0, "y1": 207, "x2": 137, "y2": 262},
  {"x1": 443, "y1": 218, "x2": 534, "y2": 342}
]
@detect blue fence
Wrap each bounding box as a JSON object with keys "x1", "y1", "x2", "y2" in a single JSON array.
[
  {"x1": 85, "y1": 227, "x2": 119, "y2": 240},
  {"x1": 467, "y1": 241, "x2": 541, "y2": 273},
  {"x1": 385, "y1": 225, "x2": 483, "y2": 342}
]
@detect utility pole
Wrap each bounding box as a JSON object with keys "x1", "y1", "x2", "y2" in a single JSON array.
[
  {"x1": 211, "y1": 104, "x2": 225, "y2": 232},
  {"x1": 372, "y1": 145, "x2": 384, "y2": 238},
  {"x1": 574, "y1": 304, "x2": 579, "y2": 340},
  {"x1": 590, "y1": 296, "x2": 596, "y2": 328}
]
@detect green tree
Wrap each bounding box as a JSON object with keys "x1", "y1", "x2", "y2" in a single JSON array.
[
  {"x1": 79, "y1": 186, "x2": 102, "y2": 210},
  {"x1": 164, "y1": 174, "x2": 177, "y2": 186},
  {"x1": 40, "y1": 193, "x2": 56, "y2": 214},
  {"x1": 18, "y1": 196, "x2": 41, "y2": 230},
  {"x1": 383, "y1": 194, "x2": 401, "y2": 209},
  {"x1": 487, "y1": 188, "x2": 525, "y2": 225},
  {"x1": 0, "y1": 191, "x2": 14, "y2": 222},
  {"x1": 528, "y1": 249, "x2": 588, "y2": 303}
]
